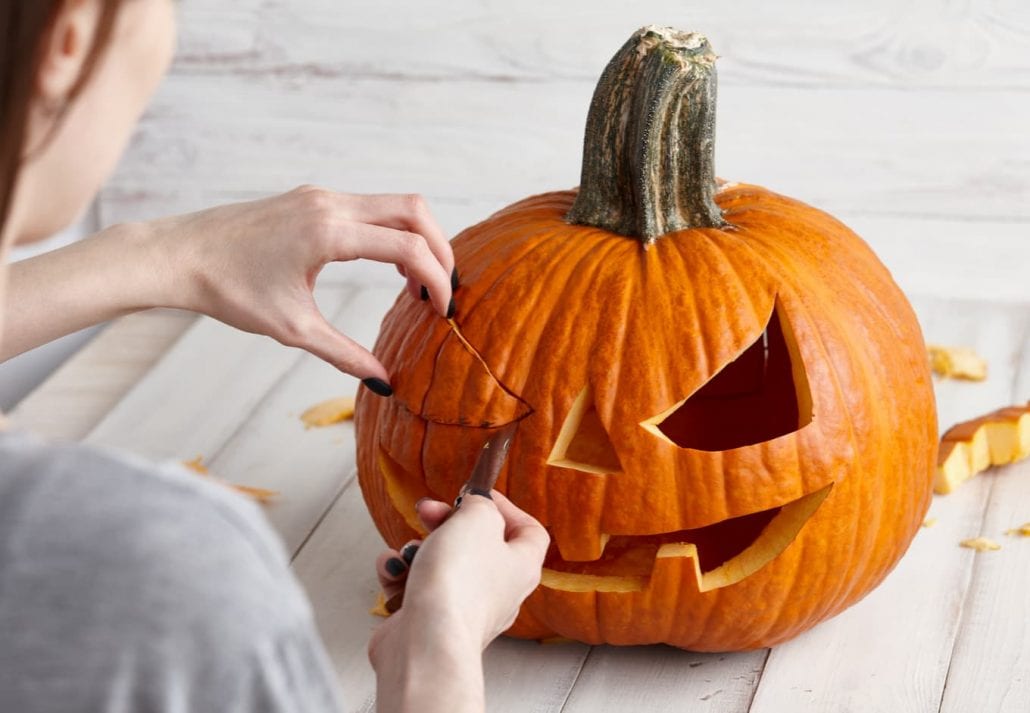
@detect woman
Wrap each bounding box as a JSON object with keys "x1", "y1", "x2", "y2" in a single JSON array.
[{"x1": 0, "y1": 2, "x2": 548, "y2": 711}]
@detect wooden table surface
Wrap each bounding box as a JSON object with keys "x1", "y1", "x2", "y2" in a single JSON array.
[
  {"x1": 12, "y1": 276, "x2": 1029, "y2": 712},
  {"x1": 11, "y1": 1, "x2": 1030, "y2": 710}
]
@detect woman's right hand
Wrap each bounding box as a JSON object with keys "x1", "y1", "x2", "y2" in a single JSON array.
[{"x1": 368, "y1": 491, "x2": 549, "y2": 712}]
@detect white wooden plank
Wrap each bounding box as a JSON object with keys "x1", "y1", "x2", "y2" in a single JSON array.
[
  {"x1": 204, "y1": 286, "x2": 397, "y2": 554},
  {"x1": 101, "y1": 77, "x2": 1030, "y2": 229},
  {"x1": 170, "y1": 0, "x2": 1030, "y2": 89},
  {"x1": 481, "y1": 638, "x2": 590, "y2": 713},
  {"x1": 847, "y1": 217, "x2": 1030, "y2": 304},
  {"x1": 938, "y1": 327, "x2": 1030, "y2": 713},
  {"x1": 939, "y1": 461, "x2": 1030, "y2": 713},
  {"x1": 288, "y1": 478, "x2": 384, "y2": 713},
  {"x1": 291, "y1": 478, "x2": 593, "y2": 713},
  {"x1": 10, "y1": 310, "x2": 195, "y2": 441},
  {"x1": 563, "y1": 646, "x2": 766, "y2": 713},
  {"x1": 83, "y1": 286, "x2": 350, "y2": 458},
  {"x1": 912, "y1": 297, "x2": 1030, "y2": 432},
  {"x1": 748, "y1": 299, "x2": 1027, "y2": 712}
]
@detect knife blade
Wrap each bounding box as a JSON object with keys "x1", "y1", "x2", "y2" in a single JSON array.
[{"x1": 453, "y1": 421, "x2": 519, "y2": 508}]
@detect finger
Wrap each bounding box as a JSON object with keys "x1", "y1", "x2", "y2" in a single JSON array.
[
  {"x1": 491, "y1": 490, "x2": 550, "y2": 562},
  {"x1": 415, "y1": 498, "x2": 453, "y2": 532},
  {"x1": 375, "y1": 550, "x2": 409, "y2": 601},
  {"x1": 399, "y1": 540, "x2": 422, "y2": 566},
  {"x1": 344, "y1": 194, "x2": 455, "y2": 278},
  {"x1": 289, "y1": 310, "x2": 391, "y2": 385},
  {"x1": 406, "y1": 274, "x2": 422, "y2": 302},
  {"x1": 332, "y1": 222, "x2": 452, "y2": 318}
]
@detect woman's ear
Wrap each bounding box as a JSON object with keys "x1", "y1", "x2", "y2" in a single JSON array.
[{"x1": 35, "y1": 0, "x2": 103, "y2": 106}]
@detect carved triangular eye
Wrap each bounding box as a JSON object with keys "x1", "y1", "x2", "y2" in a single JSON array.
[
  {"x1": 641, "y1": 300, "x2": 813, "y2": 451},
  {"x1": 548, "y1": 386, "x2": 623, "y2": 474}
]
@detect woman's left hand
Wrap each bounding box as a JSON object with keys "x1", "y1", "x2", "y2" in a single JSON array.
[{"x1": 149, "y1": 186, "x2": 455, "y2": 383}]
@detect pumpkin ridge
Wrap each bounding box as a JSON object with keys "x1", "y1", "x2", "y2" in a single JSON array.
[{"x1": 519, "y1": 224, "x2": 631, "y2": 528}]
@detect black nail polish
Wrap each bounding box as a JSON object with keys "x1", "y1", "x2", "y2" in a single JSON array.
[
  {"x1": 451, "y1": 267, "x2": 460, "y2": 291},
  {"x1": 385, "y1": 557, "x2": 407, "y2": 577},
  {"x1": 420, "y1": 285, "x2": 429, "y2": 301},
  {"x1": 362, "y1": 378, "x2": 393, "y2": 397},
  {"x1": 446, "y1": 296, "x2": 456, "y2": 320},
  {"x1": 400, "y1": 543, "x2": 420, "y2": 565}
]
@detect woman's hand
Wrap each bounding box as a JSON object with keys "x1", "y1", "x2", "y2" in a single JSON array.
[
  {"x1": 151, "y1": 186, "x2": 455, "y2": 385},
  {"x1": 2, "y1": 186, "x2": 454, "y2": 389},
  {"x1": 368, "y1": 491, "x2": 549, "y2": 713}
]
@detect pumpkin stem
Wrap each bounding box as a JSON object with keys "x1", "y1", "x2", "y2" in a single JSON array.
[{"x1": 566, "y1": 26, "x2": 726, "y2": 244}]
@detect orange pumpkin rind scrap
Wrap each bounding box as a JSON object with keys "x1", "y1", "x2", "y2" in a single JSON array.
[
  {"x1": 1004, "y1": 523, "x2": 1030, "y2": 537},
  {"x1": 300, "y1": 396, "x2": 356, "y2": 429},
  {"x1": 180, "y1": 457, "x2": 279, "y2": 504},
  {"x1": 370, "y1": 592, "x2": 393, "y2": 618},
  {"x1": 927, "y1": 345, "x2": 987, "y2": 381},
  {"x1": 935, "y1": 402, "x2": 1030, "y2": 494}
]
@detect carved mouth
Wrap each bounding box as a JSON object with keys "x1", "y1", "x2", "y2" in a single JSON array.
[
  {"x1": 379, "y1": 447, "x2": 831, "y2": 593},
  {"x1": 540, "y1": 484, "x2": 831, "y2": 593}
]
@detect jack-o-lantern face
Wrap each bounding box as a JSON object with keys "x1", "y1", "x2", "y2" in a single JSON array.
[{"x1": 355, "y1": 28, "x2": 936, "y2": 652}]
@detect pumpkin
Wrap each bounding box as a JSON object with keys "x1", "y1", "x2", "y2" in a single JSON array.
[{"x1": 355, "y1": 26, "x2": 937, "y2": 651}]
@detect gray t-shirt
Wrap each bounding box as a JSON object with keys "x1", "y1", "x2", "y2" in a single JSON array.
[{"x1": 0, "y1": 428, "x2": 343, "y2": 712}]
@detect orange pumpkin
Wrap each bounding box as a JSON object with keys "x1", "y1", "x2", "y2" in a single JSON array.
[{"x1": 355, "y1": 26, "x2": 937, "y2": 651}]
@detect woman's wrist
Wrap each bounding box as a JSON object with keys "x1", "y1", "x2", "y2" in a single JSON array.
[
  {"x1": 371, "y1": 607, "x2": 485, "y2": 713},
  {"x1": 112, "y1": 216, "x2": 198, "y2": 312}
]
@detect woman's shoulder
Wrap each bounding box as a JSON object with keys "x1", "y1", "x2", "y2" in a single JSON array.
[
  {"x1": 0, "y1": 435, "x2": 342, "y2": 709},
  {"x1": 0, "y1": 428, "x2": 309, "y2": 637}
]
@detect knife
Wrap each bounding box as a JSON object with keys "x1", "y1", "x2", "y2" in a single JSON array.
[
  {"x1": 452, "y1": 421, "x2": 518, "y2": 509},
  {"x1": 384, "y1": 422, "x2": 518, "y2": 613}
]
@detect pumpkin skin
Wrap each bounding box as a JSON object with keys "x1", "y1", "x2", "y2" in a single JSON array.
[{"x1": 354, "y1": 29, "x2": 937, "y2": 651}]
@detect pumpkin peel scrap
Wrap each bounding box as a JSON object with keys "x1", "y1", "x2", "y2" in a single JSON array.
[
  {"x1": 928, "y1": 345, "x2": 987, "y2": 381},
  {"x1": 300, "y1": 396, "x2": 356, "y2": 428},
  {"x1": 181, "y1": 457, "x2": 279, "y2": 504},
  {"x1": 935, "y1": 402, "x2": 1030, "y2": 494}
]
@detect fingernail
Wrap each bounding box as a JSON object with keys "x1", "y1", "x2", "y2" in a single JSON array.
[
  {"x1": 451, "y1": 267, "x2": 460, "y2": 291},
  {"x1": 362, "y1": 378, "x2": 393, "y2": 397},
  {"x1": 420, "y1": 285, "x2": 429, "y2": 301},
  {"x1": 385, "y1": 557, "x2": 407, "y2": 577},
  {"x1": 446, "y1": 296, "x2": 456, "y2": 320},
  {"x1": 400, "y1": 543, "x2": 420, "y2": 565},
  {"x1": 415, "y1": 497, "x2": 431, "y2": 510}
]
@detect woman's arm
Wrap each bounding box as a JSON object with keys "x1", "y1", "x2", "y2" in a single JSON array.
[
  {"x1": 2, "y1": 187, "x2": 455, "y2": 382},
  {"x1": 1, "y1": 222, "x2": 165, "y2": 359}
]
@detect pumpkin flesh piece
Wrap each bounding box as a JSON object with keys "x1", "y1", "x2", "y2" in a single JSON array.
[
  {"x1": 541, "y1": 484, "x2": 832, "y2": 593},
  {"x1": 378, "y1": 448, "x2": 433, "y2": 536}
]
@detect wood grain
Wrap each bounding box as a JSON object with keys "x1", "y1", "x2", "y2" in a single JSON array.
[
  {"x1": 562, "y1": 646, "x2": 767, "y2": 712},
  {"x1": 938, "y1": 461, "x2": 1030, "y2": 713},
  {"x1": 170, "y1": 0, "x2": 1030, "y2": 89},
  {"x1": 101, "y1": 77, "x2": 1030, "y2": 231}
]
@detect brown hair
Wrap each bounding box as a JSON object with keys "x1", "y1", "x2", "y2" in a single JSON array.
[{"x1": 0, "y1": 0, "x2": 124, "y2": 241}]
